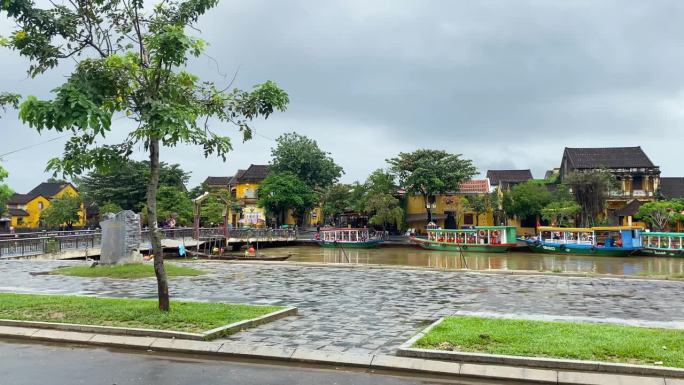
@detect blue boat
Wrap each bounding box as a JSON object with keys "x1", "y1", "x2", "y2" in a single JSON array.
[{"x1": 524, "y1": 226, "x2": 643, "y2": 256}]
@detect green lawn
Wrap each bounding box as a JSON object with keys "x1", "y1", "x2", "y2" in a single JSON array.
[
  {"x1": 415, "y1": 316, "x2": 684, "y2": 368},
  {"x1": 0, "y1": 293, "x2": 282, "y2": 333},
  {"x1": 52, "y1": 263, "x2": 205, "y2": 279}
]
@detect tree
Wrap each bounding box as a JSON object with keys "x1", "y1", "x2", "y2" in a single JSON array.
[
  {"x1": 636, "y1": 200, "x2": 684, "y2": 231},
  {"x1": 0, "y1": 165, "x2": 13, "y2": 216},
  {"x1": 469, "y1": 194, "x2": 496, "y2": 226},
  {"x1": 155, "y1": 186, "x2": 193, "y2": 226},
  {"x1": 270, "y1": 133, "x2": 343, "y2": 190},
  {"x1": 387, "y1": 150, "x2": 476, "y2": 223},
  {"x1": 365, "y1": 193, "x2": 404, "y2": 233},
  {"x1": 541, "y1": 200, "x2": 580, "y2": 227},
  {"x1": 563, "y1": 170, "x2": 615, "y2": 227},
  {"x1": 79, "y1": 160, "x2": 189, "y2": 212},
  {"x1": 197, "y1": 189, "x2": 238, "y2": 227},
  {"x1": 98, "y1": 202, "x2": 123, "y2": 217},
  {"x1": 40, "y1": 194, "x2": 82, "y2": 228},
  {"x1": 504, "y1": 181, "x2": 552, "y2": 221},
  {"x1": 258, "y1": 172, "x2": 317, "y2": 226},
  {"x1": 321, "y1": 184, "x2": 352, "y2": 225},
  {"x1": 2, "y1": 0, "x2": 288, "y2": 310}
]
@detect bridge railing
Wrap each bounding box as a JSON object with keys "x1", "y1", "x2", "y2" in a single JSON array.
[
  {"x1": 226, "y1": 228, "x2": 297, "y2": 239},
  {"x1": 0, "y1": 233, "x2": 102, "y2": 258},
  {"x1": 0, "y1": 227, "x2": 297, "y2": 258}
]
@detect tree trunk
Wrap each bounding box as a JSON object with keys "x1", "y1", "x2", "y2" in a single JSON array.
[{"x1": 147, "y1": 138, "x2": 170, "y2": 311}]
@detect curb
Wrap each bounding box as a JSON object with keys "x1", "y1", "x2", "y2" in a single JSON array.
[
  {"x1": 397, "y1": 317, "x2": 684, "y2": 379},
  {"x1": 0, "y1": 306, "x2": 297, "y2": 341},
  {"x1": 0, "y1": 325, "x2": 678, "y2": 385}
]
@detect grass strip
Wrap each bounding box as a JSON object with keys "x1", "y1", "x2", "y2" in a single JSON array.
[
  {"x1": 53, "y1": 263, "x2": 205, "y2": 279},
  {"x1": 0, "y1": 293, "x2": 282, "y2": 333},
  {"x1": 415, "y1": 316, "x2": 684, "y2": 368}
]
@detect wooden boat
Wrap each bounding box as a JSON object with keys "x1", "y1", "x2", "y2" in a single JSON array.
[
  {"x1": 317, "y1": 228, "x2": 383, "y2": 248},
  {"x1": 639, "y1": 232, "x2": 684, "y2": 257},
  {"x1": 410, "y1": 226, "x2": 517, "y2": 253},
  {"x1": 186, "y1": 250, "x2": 292, "y2": 261},
  {"x1": 524, "y1": 226, "x2": 643, "y2": 257}
]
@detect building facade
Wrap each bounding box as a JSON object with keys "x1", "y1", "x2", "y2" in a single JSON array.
[
  {"x1": 6, "y1": 182, "x2": 85, "y2": 229},
  {"x1": 559, "y1": 147, "x2": 660, "y2": 224},
  {"x1": 405, "y1": 179, "x2": 494, "y2": 233}
]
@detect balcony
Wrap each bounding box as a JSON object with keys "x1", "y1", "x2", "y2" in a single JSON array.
[{"x1": 608, "y1": 190, "x2": 653, "y2": 198}]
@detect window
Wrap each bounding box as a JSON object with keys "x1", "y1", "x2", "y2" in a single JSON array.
[
  {"x1": 244, "y1": 188, "x2": 256, "y2": 199},
  {"x1": 463, "y1": 213, "x2": 474, "y2": 225},
  {"x1": 38, "y1": 202, "x2": 44, "y2": 210}
]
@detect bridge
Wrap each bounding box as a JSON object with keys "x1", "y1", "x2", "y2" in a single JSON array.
[{"x1": 0, "y1": 228, "x2": 298, "y2": 260}]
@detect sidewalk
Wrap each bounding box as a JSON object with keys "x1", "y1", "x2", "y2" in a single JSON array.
[{"x1": 0, "y1": 325, "x2": 679, "y2": 385}]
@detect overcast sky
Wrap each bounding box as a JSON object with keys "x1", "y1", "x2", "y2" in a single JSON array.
[{"x1": 2, "y1": 0, "x2": 684, "y2": 192}]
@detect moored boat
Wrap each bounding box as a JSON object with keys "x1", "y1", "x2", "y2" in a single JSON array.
[
  {"x1": 524, "y1": 226, "x2": 642, "y2": 257},
  {"x1": 639, "y1": 232, "x2": 684, "y2": 257},
  {"x1": 317, "y1": 228, "x2": 384, "y2": 248},
  {"x1": 411, "y1": 226, "x2": 517, "y2": 253}
]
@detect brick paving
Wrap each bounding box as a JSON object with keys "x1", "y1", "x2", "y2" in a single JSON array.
[{"x1": 1, "y1": 260, "x2": 683, "y2": 354}]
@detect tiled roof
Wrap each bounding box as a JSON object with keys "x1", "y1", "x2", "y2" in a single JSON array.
[
  {"x1": 237, "y1": 164, "x2": 269, "y2": 183},
  {"x1": 458, "y1": 179, "x2": 490, "y2": 194},
  {"x1": 27, "y1": 182, "x2": 76, "y2": 198},
  {"x1": 7, "y1": 193, "x2": 35, "y2": 205},
  {"x1": 615, "y1": 199, "x2": 642, "y2": 217},
  {"x1": 8, "y1": 208, "x2": 29, "y2": 217},
  {"x1": 203, "y1": 176, "x2": 232, "y2": 187},
  {"x1": 563, "y1": 147, "x2": 655, "y2": 169},
  {"x1": 660, "y1": 177, "x2": 684, "y2": 199},
  {"x1": 486, "y1": 170, "x2": 533, "y2": 185}
]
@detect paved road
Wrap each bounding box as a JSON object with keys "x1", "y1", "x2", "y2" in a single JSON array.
[
  {"x1": 1, "y1": 260, "x2": 683, "y2": 355},
  {"x1": 0, "y1": 339, "x2": 511, "y2": 385}
]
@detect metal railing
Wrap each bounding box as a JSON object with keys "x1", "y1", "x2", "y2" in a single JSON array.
[{"x1": 0, "y1": 227, "x2": 297, "y2": 258}]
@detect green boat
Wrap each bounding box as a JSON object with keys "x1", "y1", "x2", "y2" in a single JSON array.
[
  {"x1": 411, "y1": 226, "x2": 517, "y2": 253},
  {"x1": 524, "y1": 226, "x2": 642, "y2": 257},
  {"x1": 640, "y1": 232, "x2": 684, "y2": 257},
  {"x1": 317, "y1": 228, "x2": 384, "y2": 248}
]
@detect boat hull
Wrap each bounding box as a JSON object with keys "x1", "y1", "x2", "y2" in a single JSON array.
[
  {"x1": 411, "y1": 238, "x2": 512, "y2": 253},
  {"x1": 639, "y1": 248, "x2": 684, "y2": 257},
  {"x1": 525, "y1": 242, "x2": 637, "y2": 257},
  {"x1": 318, "y1": 240, "x2": 383, "y2": 248}
]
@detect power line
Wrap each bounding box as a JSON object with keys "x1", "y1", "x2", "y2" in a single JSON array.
[{"x1": 0, "y1": 134, "x2": 70, "y2": 158}]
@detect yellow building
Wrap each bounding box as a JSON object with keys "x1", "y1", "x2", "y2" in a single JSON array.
[
  {"x1": 204, "y1": 164, "x2": 322, "y2": 228},
  {"x1": 405, "y1": 179, "x2": 494, "y2": 234},
  {"x1": 225, "y1": 165, "x2": 266, "y2": 227},
  {"x1": 6, "y1": 182, "x2": 86, "y2": 229}
]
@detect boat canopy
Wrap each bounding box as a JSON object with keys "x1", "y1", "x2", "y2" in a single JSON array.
[
  {"x1": 537, "y1": 226, "x2": 643, "y2": 248},
  {"x1": 641, "y1": 232, "x2": 684, "y2": 250},
  {"x1": 426, "y1": 226, "x2": 515, "y2": 245},
  {"x1": 320, "y1": 228, "x2": 371, "y2": 242}
]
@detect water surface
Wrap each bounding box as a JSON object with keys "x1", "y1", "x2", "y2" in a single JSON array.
[{"x1": 262, "y1": 245, "x2": 684, "y2": 276}]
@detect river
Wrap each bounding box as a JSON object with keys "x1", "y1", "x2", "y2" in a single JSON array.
[{"x1": 259, "y1": 244, "x2": 684, "y2": 276}]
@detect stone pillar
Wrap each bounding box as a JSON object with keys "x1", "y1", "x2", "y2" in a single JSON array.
[
  {"x1": 100, "y1": 210, "x2": 142, "y2": 265},
  {"x1": 644, "y1": 175, "x2": 650, "y2": 192}
]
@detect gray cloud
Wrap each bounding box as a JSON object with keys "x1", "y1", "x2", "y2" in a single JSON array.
[{"x1": 2, "y1": 0, "x2": 684, "y2": 192}]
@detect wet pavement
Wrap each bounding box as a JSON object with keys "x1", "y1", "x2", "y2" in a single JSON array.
[
  {"x1": 0, "y1": 339, "x2": 507, "y2": 385},
  {"x1": 1, "y1": 260, "x2": 683, "y2": 355}
]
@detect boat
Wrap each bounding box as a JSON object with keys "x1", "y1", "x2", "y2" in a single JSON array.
[
  {"x1": 317, "y1": 228, "x2": 384, "y2": 248},
  {"x1": 524, "y1": 226, "x2": 643, "y2": 257},
  {"x1": 639, "y1": 232, "x2": 684, "y2": 257},
  {"x1": 410, "y1": 226, "x2": 517, "y2": 253},
  {"x1": 186, "y1": 250, "x2": 292, "y2": 261}
]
